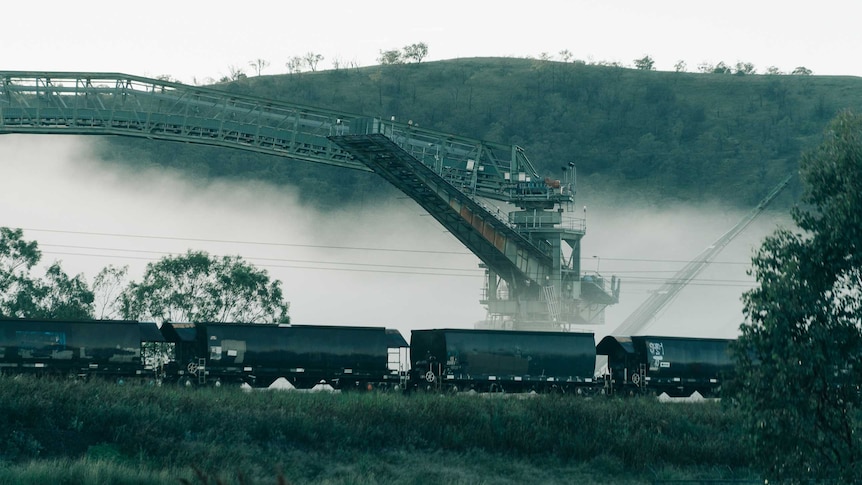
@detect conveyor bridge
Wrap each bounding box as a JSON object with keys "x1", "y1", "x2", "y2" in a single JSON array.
[{"x1": 0, "y1": 71, "x2": 619, "y2": 329}]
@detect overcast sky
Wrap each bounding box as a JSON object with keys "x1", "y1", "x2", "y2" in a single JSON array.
[{"x1": 2, "y1": 1, "x2": 860, "y2": 82}]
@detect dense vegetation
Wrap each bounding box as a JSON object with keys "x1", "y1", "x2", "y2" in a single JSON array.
[
  {"x1": 99, "y1": 58, "x2": 862, "y2": 209},
  {"x1": 0, "y1": 377, "x2": 758, "y2": 484},
  {"x1": 731, "y1": 111, "x2": 862, "y2": 482}
]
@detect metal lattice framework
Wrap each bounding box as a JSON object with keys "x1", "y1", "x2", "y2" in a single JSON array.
[
  {"x1": 0, "y1": 70, "x2": 620, "y2": 330},
  {"x1": 0, "y1": 71, "x2": 543, "y2": 200}
]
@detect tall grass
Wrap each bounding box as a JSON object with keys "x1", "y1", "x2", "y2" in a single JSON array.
[
  {"x1": 0, "y1": 376, "x2": 754, "y2": 483},
  {"x1": 0, "y1": 458, "x2": 187, "y2": 485}
]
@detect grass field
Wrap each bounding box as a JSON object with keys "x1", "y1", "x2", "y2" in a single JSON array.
[{"x1": 0, "y1": 376, "x2": 759, "y2": 484}]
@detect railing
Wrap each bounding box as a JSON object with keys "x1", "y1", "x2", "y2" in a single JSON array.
[
  {"x1": 1, "y1": 71, "x2": 552, "y2": 203},
  {"x1": 581, "y1": 272, "x2": 620, "y2": 301}
]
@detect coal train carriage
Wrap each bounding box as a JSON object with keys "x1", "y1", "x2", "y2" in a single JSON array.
[
  {"x1": 597, "y1": 335, "x2": 735, "y2": 397},
  {"x1": 160, "y1": 322, "x2": 408, "y2": 390},
  {"x1": 0, "y1": 317, "x2": 164, "y2": 380},
  {"x1": 409, "y1": 328, "x2": 598, "y2": 394},
  {"x1": 0, "y1": 317, "x2": 740, "y2": 399}
]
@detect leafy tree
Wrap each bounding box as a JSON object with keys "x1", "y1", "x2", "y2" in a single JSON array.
[
  {"x1": 248, "y1": 58, "x2": 270, "y2": 76},
  {"x1": 673, "y1": 60, "x2": 687, "y2": 72},
  {"x1": 303, "y1": 52, "x2": 324, "y2": 72},
  {"x1": 403, "y1": 43, "x2": 428, "y2": 63},
  {"x1": 734, "y1": 61, "x2": 756, "y2": 75},
  {"x1": 633, "y1": 55, "x2": 655, "y2": 71},
  {"x1": 231, "y1": 65, "x2": 247, "y2": 80},
  {"x1": 730, "y1": 111, "x2": 862, "y2": 483},
  {"x1": 696, "y1": 61, "x2": 714, "y2": 73},
  {"x1": 92, "y1": 265, "x2": 129, "y2": 319},
  {"x1": 121, "y1": 250, "x2": 290, "y2": 324},
  {"x1": 378, "y1": 49, "x2": 403, "y2": 65},
  {"x1": 0, "y1": 227, "x2": 41, "y2": 317},
  {"x1": 792, "y1": 66, "x2": 813, "y2": 76},
  {"x1": 27, "y1": 263, "x2": 94, "y2": 320},
  {"x1": 0, "y1": 227, "x2": 93, "y2": 319},
  {"x1": 0, "y1": 227, "x2": 40, "y2": 281},
  {"x1": 285, "y1": 56, "x2": 304, "y2": 74},
  {"x1": 712, "y1": 61, "x2": 732, "y2": 74}
]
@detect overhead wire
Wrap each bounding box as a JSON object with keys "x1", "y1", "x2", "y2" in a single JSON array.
[
  {"x1": 16, "y1": 226, "x2": 758, "y2": 286},
  {"x1": 20, "y1": 227, "x2": 756, "y2": 263},
  {"x1": 21, "y1": 227, "x2": 473, "y2": 256},
  {"x1": 39, "y1": 243, "x2": 485, "y2": 277}
]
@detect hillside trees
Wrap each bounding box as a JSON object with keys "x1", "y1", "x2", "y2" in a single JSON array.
[
  {"x1": 378, "y1": 42, "x2": 429, "y2": 65},
  {"x1": 634, "y1": 55, "x2": 655, "y2": 71},
  {"x1": 403, "y1": 43, "x2": 428, "y2": 63},
  {"x1": 378, "y1": 49, "x2": 403, "y2": 65},
  {"x1": 730, "y1": 111, "x2": 862, "y2": 482},
  {"x1": 248, "y1": 58, "x2": 270, "y2": 76},
  {"x1": 101, "y1": 57, "x2": 855, "y2": 209},
  {"x1": 285, "y1": 56, "x2": 304, "y2": 74},
  {"x1": 303, "y1": 52, "x2": 324, "y2": 72}
]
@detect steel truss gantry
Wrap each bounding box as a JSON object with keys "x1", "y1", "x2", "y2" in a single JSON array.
[{"x1": 1, "y1": 71, "x2": 619, "y2": 329}]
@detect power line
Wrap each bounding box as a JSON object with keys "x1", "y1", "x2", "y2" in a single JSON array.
[
  {"x1": 21, "y1": 227, "x2": 474, "y2": 256},
  {"x1": 600, "y1": 256, "x2": 751, "y2": 266},
  {"x1": 19, "y1": 226, "x2": 758, "y2": 266},
  {"x1": 41, "y1": 249, "x2": 756, "y2": 286},
  {"x1": 42, "y1": 250, "x2": 485, "y2": 278},
  {"x1": 18, "y1": 227, "x2": 757, "y2": 286},
  {"x1": 39, "y1": 243, "x2": 484, "y2": 273}
]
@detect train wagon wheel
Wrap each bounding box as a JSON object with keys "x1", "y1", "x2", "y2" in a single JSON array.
[
  {"x1": 187, "y1": 361, "x2": 199, "y2": 376},
  {"x1": 424, "y1": 370, "x2": 436, "y2": 383}
]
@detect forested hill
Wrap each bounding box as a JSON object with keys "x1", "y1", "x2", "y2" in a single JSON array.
[{"x1": 100, "y1": 58, "x2": 862, "y2": 210}]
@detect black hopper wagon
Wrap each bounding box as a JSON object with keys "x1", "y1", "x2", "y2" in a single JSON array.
[
  {"x1": 160, "y1": 322, "x2": 408, "y2": 390},
  {"x1": 409, "y1": 328, "x2": 597, "y2": 394},
  {"x1": 597, "y1": 335, "x2": 735, "y2": 397},
  {"x1": 0, "y1": 317, "x2": 164, "y2": 381}
]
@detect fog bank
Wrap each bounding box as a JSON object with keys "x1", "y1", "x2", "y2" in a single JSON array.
[
  {"x1": 0, "y1": 135, "x2": 791, "y2": 340},
  {"x1": 0, "y1": 135, "x2": 485, "y2": 340},
  {"x1": 580, "y1": 194, "x2": 792, "y2": 339}
]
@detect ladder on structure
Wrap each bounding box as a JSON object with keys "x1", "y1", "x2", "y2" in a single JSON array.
[
  {"x1": 197, "y1": 358, "x2": 206, "y2": 385},
  {"x1": 543, "y1": 285, "x2": 561, "y2": 323}
]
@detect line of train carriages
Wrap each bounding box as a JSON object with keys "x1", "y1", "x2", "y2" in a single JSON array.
[{"x1": 0, "y1": 317, "x2": 736, "y2": 397}]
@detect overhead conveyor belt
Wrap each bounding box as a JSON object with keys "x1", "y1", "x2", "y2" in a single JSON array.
[
  {"x1": 330, "y1": 133, "x2": 553, "y2": 285},
  {"x1": 1, "y1": 70, "x2": 621, "y2": 330}
]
